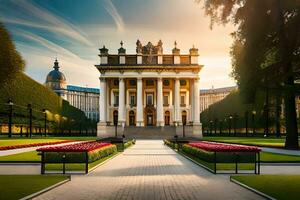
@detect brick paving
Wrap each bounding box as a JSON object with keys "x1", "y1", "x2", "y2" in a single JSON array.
[{"x1": 34, "y1": 140, "x2": 262, "y2": 200}]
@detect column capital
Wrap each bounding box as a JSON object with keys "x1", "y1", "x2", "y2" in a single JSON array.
[
  {"x1": 137, "y1": 77, "x2": 143, "y2": 81},
  {"x1": 157, "y1": 77, "x2": 162, "y2": 81},
  {"x1": 119, "y1": 77, "x2": 124, "y2": 81}
]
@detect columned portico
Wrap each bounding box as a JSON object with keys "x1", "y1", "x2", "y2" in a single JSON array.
[{"x1": 96, "y1": 40, "x2": 203, "y2": 138}]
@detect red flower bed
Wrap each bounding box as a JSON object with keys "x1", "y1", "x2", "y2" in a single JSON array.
[
  {"x1": 0, "y1": 140, "x2": 74, "y2": 151},
  {"x1": 188, "y1": 141, "x2": 261, "y2": 152},
  {"x1": 37, "y1": 141, "x2": 112, "y2": 152}
]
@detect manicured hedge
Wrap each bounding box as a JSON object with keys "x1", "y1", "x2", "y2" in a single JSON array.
[
  {"x1": 42, "y1": 144, "x2": 117, "y2": 163},
  {"x1": 182, "y1": 144, "x2": 257, "y2": 163},
  {"x1": 88, "y1": 145, "x2": 117, "y2": 162}
]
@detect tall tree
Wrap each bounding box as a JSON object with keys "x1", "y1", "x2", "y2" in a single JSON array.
[
  {"x1": 0, "y1": 22, "x2": 25, "y2": 84},
  {"x1": 197, "y1": 0, "x2": 300, "y2": 149}
]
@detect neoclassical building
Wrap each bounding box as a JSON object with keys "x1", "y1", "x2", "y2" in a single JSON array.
[
  {"x1": 95, "y1": 40, "x2": 203, "y2": 138},
  {"x1": 45, "y1": 59, "x2": 100, "y2": 121},
  {"x1": 200, "y1": 86, "x2": 237, "y2": 113}
]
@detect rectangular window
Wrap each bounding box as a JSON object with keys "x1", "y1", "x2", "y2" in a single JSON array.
[
  {"x1": 130, "y1": 95, "x2": 136, "y2": 106},
  {"x1": 180, "y1": 95, "x2": 185, "y2": 106},
  {"x1": 163, "y1": 95, "x2": 169, "y2": 106},
  {"x1": 146, "y1": 94, "x2": 153, "y2": 106},
  {"x1": 114, "y1": 93, "x2": 119, "y2": 106}
]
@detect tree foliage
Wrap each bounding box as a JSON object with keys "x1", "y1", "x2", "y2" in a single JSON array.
[
  {"x1": 197, "y1": 0, "x2": 300, "y2": 148},
  {"x1": 0, "y1": 23, "x2": 25, "y2": 83}
]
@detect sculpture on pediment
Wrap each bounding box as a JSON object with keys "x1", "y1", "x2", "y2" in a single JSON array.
[
  {"x1": 156, "y1": 39, "x2": 163, "y2": 54},
  {"x1": 136, "y1": 39, "x2": 142, "y2": 54}
]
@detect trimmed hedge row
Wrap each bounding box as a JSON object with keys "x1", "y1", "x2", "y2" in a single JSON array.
[
  {"x1": 43, "y1": 145, "x2": 117, "y2": 163},
  {"x1": 182, "y1": 144, "x2": 256, "y2": 163},
  {"x1": 88, "y1": 145, "x2": 117, "y2": 163}
]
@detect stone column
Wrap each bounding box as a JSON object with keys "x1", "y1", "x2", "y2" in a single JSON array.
[
  {"x1": 99, "y1": 78, "x2": 107, "y2": 125},
  {"x1": 118, "y1": 78, "x2": 125, "y2": 126},
  {"x1": 174, "y1": 78, "x2": 181, "y2": 124},
  {"x1": 193, "y1": 78, "x2": 200, "y2": 125},
  {"x1": 156, "y1": 78, "x2": 164, "y2": 126},
  {"x1": 136, "y1": 77, "x2": 144, "y2": 126}
]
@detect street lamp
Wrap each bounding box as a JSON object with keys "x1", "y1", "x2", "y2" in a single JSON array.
[
  {"x1": 27, "y1": 104, "x2": 32, "y2": 138},
  {"x1": 114, "y1": 120, "x2": 118, "y2": 138},
  {"x1": 182, "y1": 119, "x2": 186, "y2": 138},
  {"x1": 7, "y1": 99, "x2": 13, "y2": 138},
  {"x1": 252, "y1": 111, "x2": 256, "y2": 136},
  {"x1": 42, "y1": 109, "x2": 47, "y2": 137},
  {"x1": 229, "y1": 115, "x2": 233, "y2": 136}
]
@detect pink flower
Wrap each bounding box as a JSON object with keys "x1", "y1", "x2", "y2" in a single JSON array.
[
  {"x1": 188, "y1": 141, "x2": 261, "y2": 152},
  {"x1": 37, "y1": 141, "x2": 112, "y2": 152}
]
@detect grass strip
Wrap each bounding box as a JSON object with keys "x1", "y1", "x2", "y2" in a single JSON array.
[
  {"x1": 231, "y1": 175, "x2": 300, "y2": 200},
  {"x1": 0, "y1": 175, "x2": 69, "y2": 200}
]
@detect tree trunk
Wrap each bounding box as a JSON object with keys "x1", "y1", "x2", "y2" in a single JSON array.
[{"x1": 284, "y1": 75, "x2": 298, "y2": 149}]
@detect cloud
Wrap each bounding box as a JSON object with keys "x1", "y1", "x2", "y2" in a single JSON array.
[
  {"x1": 103, "y1": 0, "x2": 125, "y2": 32},
  {"x1": 1, "y1": 0, "x2": 93, "y2": 46}
]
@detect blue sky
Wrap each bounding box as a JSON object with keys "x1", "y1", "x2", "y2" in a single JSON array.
[{"x1": 0, "y1": 0, "x2": 236, "y2": 89}]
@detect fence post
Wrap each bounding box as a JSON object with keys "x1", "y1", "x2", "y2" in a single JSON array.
[
  {"x1": 41, "y1": 152, "x2": 45, "y2": 174},
  {"x1": 7, "y1": 99, "x2": 13, "y2": 138},
  {"x1": 214, "y1": 152, "x2": 217, "y2": 174},
  {"x1": 85, "y1": 152, "x2": 89, "y2": 174}
]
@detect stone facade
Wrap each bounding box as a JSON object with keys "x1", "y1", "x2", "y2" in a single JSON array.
[{"x1": 95, "y1": 40, "x2": 203, "y2": 138}]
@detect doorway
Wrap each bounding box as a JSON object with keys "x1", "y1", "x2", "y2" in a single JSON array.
[
  {"x1": 129, "y1": 110, "x2": 135, "y2": 126},
  {"x1": 146, "y1": 111, "x2": 154, "y2": 126},
  {"x1": 165, "y1": 111, "x2": 170, "y2": 126}
]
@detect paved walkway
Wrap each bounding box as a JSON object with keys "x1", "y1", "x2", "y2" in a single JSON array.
[{"x1": 34, "y1": 140, "x2": 262, "y2": 200}]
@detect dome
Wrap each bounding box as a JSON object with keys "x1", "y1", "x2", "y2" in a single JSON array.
[
  {"x1": 46, "y1": 59, "x2": 66, "y2": 83},
  {"x1": 45, "y1": 59, "x2": 67, "y2": 91}
]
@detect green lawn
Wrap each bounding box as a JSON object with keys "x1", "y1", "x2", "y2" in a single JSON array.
[
  {"x1": 0, "y1": 136, "x2": 96, "y2": 147},
  {"x1": 231, "y1": 175, "x2": 300, "y2": 200},
  {"x1": 0, "y1": 151, "x2": 40, "y2": 162},
  {"x1": 203, "y1": 136, "x2": 289, "y2": 148},
  {"x1": 0, "y1": 175, "x2": 69, "y2": 200}
]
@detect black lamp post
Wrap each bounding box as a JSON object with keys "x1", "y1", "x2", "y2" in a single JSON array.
[
  {"x1": 229, "y1": 115, "x2": 233, "y2": 136},
  {"x1": 233, "y1": 114, "x2": 237, "y2": 137},
  {"x1": 114, "y1": 120, "x2": 118, "y2": 138},
  {"x1": 264, "y1": 104, "x2": 269, "y2": 137},
  {"x1": 252, "y1": 111, "x2": 256, "y2": 136},
  {"x1": 182, "y1": 120, "x2": 186, "y2": 138},
  {"x1": 42, "y1": 109, "x2": 47, "y2": 137},
  {"x1": 7, "y1": 99, "x2": 13, "y2": 138},
  {"x1": 245, "y1": 111, "x2": 249, "y2": 137},
  {"x1": 27, "y1": 104, "x2": 32, "y2": 138}
]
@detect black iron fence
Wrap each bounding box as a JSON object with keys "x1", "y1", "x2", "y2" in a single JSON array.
[{"x1": 0, "y1": 100, "x2": 97, "y2": 137}]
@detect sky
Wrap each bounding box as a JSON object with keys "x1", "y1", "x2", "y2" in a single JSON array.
[{"x1": 0, "y1": 0, "x2": 237, "y2": 89}]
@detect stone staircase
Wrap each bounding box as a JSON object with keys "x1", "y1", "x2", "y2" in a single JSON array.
[{"x1": 123, "y1": 126, "x2": 176, "y2": 139}]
